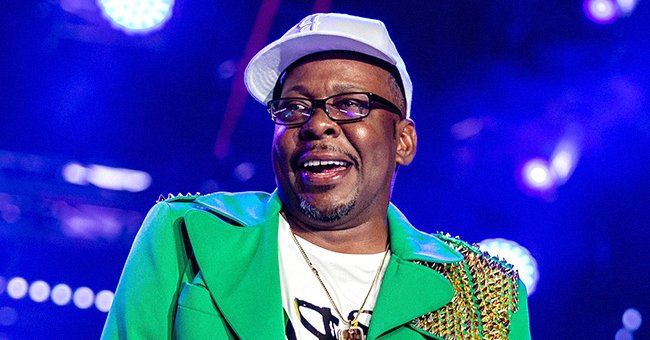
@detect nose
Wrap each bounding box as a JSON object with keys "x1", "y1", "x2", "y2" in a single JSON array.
[{"x1": 299, "y1": 107, "x2": 341, "y2": 140}]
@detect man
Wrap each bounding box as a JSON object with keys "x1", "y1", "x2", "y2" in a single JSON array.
[{"x1": 102, "y1": 13, "x2": 530, "y2": 339}]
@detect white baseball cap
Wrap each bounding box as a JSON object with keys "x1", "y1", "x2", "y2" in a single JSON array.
[{"x1": 244, "y1": 13, "x2": 413, "y2": 118}]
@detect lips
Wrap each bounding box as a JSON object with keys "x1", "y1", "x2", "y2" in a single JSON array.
[{"x1": 295, "y1": 152, "x2": 356, "y2": 186}]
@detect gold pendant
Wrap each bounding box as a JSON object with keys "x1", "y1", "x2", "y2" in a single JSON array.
[{"x1": 338, "y1": 326, "x2": 365, "y2": 340}]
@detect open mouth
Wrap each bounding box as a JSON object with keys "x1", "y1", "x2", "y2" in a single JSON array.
[{"x1": 300, "y1": 159, "x2": 352, "y2": 173}]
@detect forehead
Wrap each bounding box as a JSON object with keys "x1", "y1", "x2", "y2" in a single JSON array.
[
  {"x1": 281, "y1": 58, "x2": 395, "y2": 98},
  {"x1": 278, "y1": 51, "x2": 397, "y2": 97}
]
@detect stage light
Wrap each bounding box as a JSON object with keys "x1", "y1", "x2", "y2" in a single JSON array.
[
  {"x1": 121, "y1": 168, "x2": 153, "y2": 192},
  {"x1": 6, "y1": 277, "x2": 28, "y2": 299},
  {"x1": 615, "y1": 328, "x2": 633, "y2": 340},
  {"x1": 616, "y1": 0, "x2": 639, "y2": 15},
  {"x1": 622, "y1": 308, "x2": 642, "y2": 331},
  {"x1": 86, "y1": 165, "x2": 123, "y2": 190},
  {"x1": 0, "y1": 200, "x2": 21, "y2": 224},
  {"x1": 478, "y1": 238, "x2": 539, "y2": 296},
  {"x1": 233, "y1": 162, "x2": 256, "y2": 182},
  {"x1": 0, "y1": 307, "x2": 18, "y2": 327},
  {"x1": 28, "y1": 280, "x2": 50, "y2": 303},
  {"x1": 62, "y1": 162, "x2": 152, "y2": 192},
  {"x1": 95, "y1": 290, "x2": 114, "y2": 313},
  {"x1": 2, "y1": 276, "x2": 114, "y2": 311},
  {"x1": 217, "y1": 60, "x2": 237, "y2": 80},
  {"x1": 51, "y1": 284, "x2": 73, "y2": 306},
  {"x1": 584, "y1": 0, "x2": 619, "y2": 24},
  {"x1": 87, "y1": 164, "x2": 152, "y2": 192},
  {"x1": 98, "y1": 0, "x2": 174, "y2": 34},
  {"x1": 550, "y1": 140, "x2": 579, "y2": 184},
  {"x1": 522, "y1": 159, "x2": 555, "y2": 191},
  {"x1": 450, "y1": 117, "x2": 483, "y2": 140},
  {"x1": 62, "y1": 162, "x2": 87, "y2": 185},
  {"x1": 72, "y1": 287, "x2": 95, "y2": 309}
]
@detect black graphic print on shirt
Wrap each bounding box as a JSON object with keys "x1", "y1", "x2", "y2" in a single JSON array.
[{"x1": 285, "y1": 298, "x2": 372, "y2": 340}]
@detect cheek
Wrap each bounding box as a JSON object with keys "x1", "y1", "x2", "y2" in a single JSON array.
[
  {"x1": 348, "y1": 124, "x2": 396, "y2": 178},
  {"x1": 348, "y1": 123, "x2": 397, "y2": 168},
  {"x1": 272, "y1": 127, "x2": 295, "y2": 171}
]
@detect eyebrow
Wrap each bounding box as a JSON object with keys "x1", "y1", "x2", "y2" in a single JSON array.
[{"x1": 282, "y1": 83, "x2": 365, "y2": 97}]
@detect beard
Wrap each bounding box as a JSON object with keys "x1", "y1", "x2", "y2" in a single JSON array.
[{"x1": 298, "y1": 196, "x2": 357, "y2": 222}]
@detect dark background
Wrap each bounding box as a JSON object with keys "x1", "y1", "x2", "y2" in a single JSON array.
[{"x1": 1, "y1": 0, "x2": 649, "y2": 339}]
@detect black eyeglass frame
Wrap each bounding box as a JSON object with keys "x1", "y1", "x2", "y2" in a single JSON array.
[{"x1": 267, "y1": 92, "x2": 404, "y2": 127}]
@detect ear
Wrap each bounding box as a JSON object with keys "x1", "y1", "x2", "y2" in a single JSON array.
[{"x1": 395, "y1": 118, "x2": 417, "y2": 166}]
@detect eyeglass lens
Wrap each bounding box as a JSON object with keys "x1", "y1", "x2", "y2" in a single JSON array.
[{"x1": 269, "y1": 93, "x2": 372, "y2": 125}]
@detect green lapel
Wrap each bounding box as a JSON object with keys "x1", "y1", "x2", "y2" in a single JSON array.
[
  {"x1": 181, "y1": 191, "x2": 463, "y2": 339},
  {"x1": 367, "y1": 204, "x2": 464, "y2": 339},
  {"x1": 183, "y1": 191, "x2": 285, "y2": 340}
]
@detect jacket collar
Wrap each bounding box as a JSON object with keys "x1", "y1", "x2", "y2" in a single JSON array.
[
  {"x1": 185, "y1": 190, "x2": 462, "y2": 339},
  {"x1": 386, "y1": 203, "x2": 463, "y2": 263},
  {"x1": 194, "y1": 190, "x2": 282, "y2": 226},
  {"x1": 365, "y1": 204, "x2": 461, "y2": 339}
]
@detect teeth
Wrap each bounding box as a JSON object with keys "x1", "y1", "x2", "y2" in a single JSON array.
[{"x1": 302, "y1": 160, "x2": 348, "y2": 168}]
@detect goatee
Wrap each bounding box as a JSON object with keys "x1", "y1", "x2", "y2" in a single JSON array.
[{"x1": 299, "y1": 198, "x2": 356, "y2": 222}]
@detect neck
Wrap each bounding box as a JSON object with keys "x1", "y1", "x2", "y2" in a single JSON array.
[{"x1": 282, "y1": 211, "x2": 389, "y2": 254}]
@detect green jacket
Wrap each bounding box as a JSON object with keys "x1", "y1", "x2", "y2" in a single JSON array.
[{"x1": 101, "y1": 191, "x2": 530, "y2": 339}]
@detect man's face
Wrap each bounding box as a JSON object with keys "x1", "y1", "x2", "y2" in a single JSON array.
[{"x1": 272, "y1": 54, "x2": 416, "y2": 229}]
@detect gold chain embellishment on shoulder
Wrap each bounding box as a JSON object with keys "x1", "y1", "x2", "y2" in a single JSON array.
[{"x1": 411, "y1": 233, "x2": 520, "y2": 340}]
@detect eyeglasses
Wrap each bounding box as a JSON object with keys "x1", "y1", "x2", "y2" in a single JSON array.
[{"x1": 267, "y1": 92, "x2": 403, "y2": 126}]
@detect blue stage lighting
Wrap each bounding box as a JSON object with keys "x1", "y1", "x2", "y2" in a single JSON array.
[
  {"x1": 478, "y1": 238, "x2": 539, "y2": 296},
  {"x1": 51, "y1": 284, "x2": 73, "y2": 306},
  {"x1": 0, "y1": 307, "x2": 18, "y2": 327},
  {"x1": 616, "y1": 0, "x2": 639, "y2": 15},
  {"x1": 584, "y1": 0, "x2": 619, "y2": 24},
  {"x1": 623, "y1": 308, "x2": 642, "y2": 332},
  {"x1": 73, "y1": 287, "x2": 95, "y2": 309},
  {"x1": 95, "y1": 290, "x2": 115, "y2": 313},
  {"x1": 550, "y1": 139, "x2": 579, "y2": 185},
  {"x1": 98, "y1": 0, "x2": 174, "y2": 34},
  {"x1": 28, "y1": 280, "x2": 50, "y2": 303},
  {"x1": 6, "y1": 277, "x2": 28, "y2": 300},
  {"x1": 62, "y1": 162, "x2": 152, "y2": 192},
  {"x1": 522, "y1": 158, "x2": 555, "y2": 191},
  {"x1": 233, "y1": 162, "x2": 256, "y2": 182}
]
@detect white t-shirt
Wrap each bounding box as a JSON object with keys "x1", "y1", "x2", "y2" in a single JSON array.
[{"x1": 278, "y1": 215, "x2": 390, "y2": 340}]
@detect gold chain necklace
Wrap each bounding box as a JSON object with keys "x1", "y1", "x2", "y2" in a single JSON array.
[{"x1": 288, "y1": 229, "x2": 390, "y2": 340}]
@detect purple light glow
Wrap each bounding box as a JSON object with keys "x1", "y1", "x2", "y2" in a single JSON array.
[
  {"x1": 584, "y1": 0, "x2": 619, "y2": 24},
  {"x1": 616, "y1": 0, "x2": 639, "y2": 15},
  {"x1": 451, "y1": 117, "x2": 484, "y2": 140},
  {"x1": 233, "y1": 162, "x2": 256, "y2": 182},
  {"x1": 622, "y1": 308, "x2": 642, "y2": 331},
  {"x1": 0, "y1": 307, "x2": 18, "y2": 327},
  {"x1": 615, "y1": 328, "x2": 633, "y2": 340}
]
